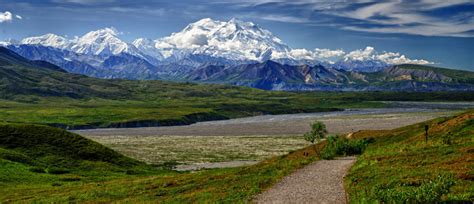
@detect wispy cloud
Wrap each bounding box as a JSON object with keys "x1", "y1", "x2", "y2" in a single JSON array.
[
  {"x1": 326, "y1": 1, "x2": 474, "y2": 37},
  {"x1": 218, "y1": 0, "x2": 474, "y2": 37},
  {"x1": 258, "y1": 14, "x2": 309, "y2": 23},
  {"x1": 5, "y1": 0, "x2": 474, "y2": 38},
  {"x1": 50, "y1": 0, "x2": 116, "y2": 5}
]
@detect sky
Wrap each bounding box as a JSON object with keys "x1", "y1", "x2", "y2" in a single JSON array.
[{"x1": 0, "y1": 0, "x2": 473, "y2": 71}]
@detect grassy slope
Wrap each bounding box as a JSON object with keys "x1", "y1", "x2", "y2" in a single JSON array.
[
  {"x1": 0, "y1": 123, "x2": 140, "y2": 167},
  {"x1": 0, "y1": 123, "x2": 174, "y2": 202},
  {"x1": 397, "y1": 64, "x2": 474, "y2": 83},
  {"x1": 3, "y1": 90, "x2": 474, "y2": 129},
  {"x1": 345, "y1": 110, "x2": 474, "y2": 202},
  {"x1": 0, "y1": 122, "x2": 325, "y2": 202}
]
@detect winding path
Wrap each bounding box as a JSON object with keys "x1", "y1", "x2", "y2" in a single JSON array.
[{"x1": 254, "y1": 156, "x2": 356, "y2": 204}]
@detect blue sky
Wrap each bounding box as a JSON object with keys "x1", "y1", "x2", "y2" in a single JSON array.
[{"x1": 0, "y1": 0, "x2": 473, "y2": 71}]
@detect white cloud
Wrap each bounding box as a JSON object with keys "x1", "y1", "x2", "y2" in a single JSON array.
[
  {"x1": 15, "y1": 15, "x2": 22, "y2": 20},
  {"x1": 344, "y1": 46, "x2": 376, "y2": 61},
  {"x1": 326, "y1": 1, "x2": 474, "y2": 37},
  {"x1": 417, "y1": 0, "x2": 473, "y2": 10},
  {"x1": 51, "y1": 0, "x2": 115, "y2": 5},
  {"x1": 285, "y1": 48, "x2": 345, "y2": 60},
  {"x1": 288, "y1": 48, "x2": 314, "y2": 60},
  {"x1": 0, "y1": 11, "x2": 13, "y2": 23},
  {"x1": 375, "y1": 52, "x2": 431, "y2": 65},
  {"x1": 259, "y1": 14, "x2": 309, "y2": 23},
  {"x1": 314, "y1": 48, "x2": 345, "y2": 59},
  {"x1": 343, "y1": 22, "x2": 474, "y2": 38},
  {"x1": 344, "y1": 46, "x2": 432, "y2": 65}
]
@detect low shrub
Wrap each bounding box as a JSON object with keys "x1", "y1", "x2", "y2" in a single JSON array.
[{"x1": 320, "y1": 136, "x2": 372, "y2": 159}]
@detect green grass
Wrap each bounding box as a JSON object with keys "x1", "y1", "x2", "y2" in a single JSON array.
[
  {"x1": 0, "y1": 123, "x2": 141, "y2": 167},
  {"x1": 0, "y1": 90, "x2": 381, "y2": 129},
  {"x1": 0, "y1": 122, "x2": 325, "y2": 202},
  {"x1": 0, "y1": 123, "x2": 172, "y2": 202},
  {"x1": 2, "y1": 90, "x2": 473, "y2": 129},
  {"x1": 345, "y1": 110, "x2": 474, "y2": 202}
]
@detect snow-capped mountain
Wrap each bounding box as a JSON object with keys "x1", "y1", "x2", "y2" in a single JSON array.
[
  {"x1": 21, "y1": 34, "x2": 70, "y2": 50},
  {"x1": 17, "y1": 27, "x2": 144, "y2": 58},
  {"x1": 132, "y1": 38, "x2": 163, "y2": 60},
  {"x1": 0, "y1": 18, "x2": 434, "y2": 81},
  {"x1": 69, "y1": 27, "x2": 141, "y2": 56},
  {"x1": 134, "y1": 18, "x2": 292, "y2": 63}
]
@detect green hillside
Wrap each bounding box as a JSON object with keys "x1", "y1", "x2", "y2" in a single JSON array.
[
  {"x1": 0, "y1": 123, "x2": 141, "y2": 168},
  {"x1": 396, "y1": 64, "x2": 474, "y2": 83},
  {"x1": 0, "y1": 123, "x2": 166, "y2": 201},
  {"x1": 345, "y1": 110, "x2": 474, "y2": 202}
]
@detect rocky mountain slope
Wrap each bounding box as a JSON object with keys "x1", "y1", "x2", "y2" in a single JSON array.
[{"x1": 185, "y1": 60, "x2": 474, "y2": 91}]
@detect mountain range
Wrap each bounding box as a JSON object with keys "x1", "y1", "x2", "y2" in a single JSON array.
[{"x1": 1, "y1": 18, "x2": 472, "y2": 91}]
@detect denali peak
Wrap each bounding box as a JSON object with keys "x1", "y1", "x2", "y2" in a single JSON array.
[{"x1": 136, "y1": 18, "x2": 292, "y2": 62}]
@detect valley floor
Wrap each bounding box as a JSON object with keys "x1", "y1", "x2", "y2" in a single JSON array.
[{"x1": 78, "y1": 108, "x2": 458, "y2": 166}]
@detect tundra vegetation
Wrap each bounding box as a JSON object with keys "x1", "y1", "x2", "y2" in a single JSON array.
[
  {"x1": 1, "y1": 111, "x2": 472, "y2": 202},
  {"x1": 345, "y1": 110, "x2": 474, "y2": 202}
]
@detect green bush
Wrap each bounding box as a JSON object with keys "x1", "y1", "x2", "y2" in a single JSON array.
[
  {"x1": 320, "y1": 136, "x2": 372, "y2": 160},
  {"x1": 304, "y1": 121, "x2": 327, "y2": 144},
  {"x1": 320, "y1": 147, "x2": 337, "y2": 160}
]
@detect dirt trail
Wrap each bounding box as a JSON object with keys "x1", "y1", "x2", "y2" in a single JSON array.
[{"x1": 254, "y1": 157, "x2": 356, "y2": 204}]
